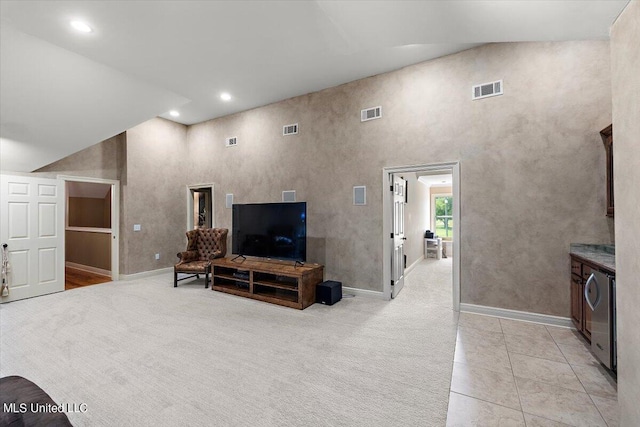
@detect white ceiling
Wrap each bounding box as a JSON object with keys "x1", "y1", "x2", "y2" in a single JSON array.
[
  {"x1": 0, "y1": 1, "x2": 629, "y2": 172},
  {"x1": 418, "y1": 174, "x2": 453, "y2": 188}
]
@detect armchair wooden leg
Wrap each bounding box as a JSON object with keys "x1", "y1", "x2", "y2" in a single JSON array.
[
  {"x1": 205, "y1": 266, "x2": 211, "y2": 288},
  {"x1": 174, "y1": 269, "x2": 178, "y2": 287}
]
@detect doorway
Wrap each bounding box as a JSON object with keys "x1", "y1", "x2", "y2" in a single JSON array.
[
  {"x1": 382, "y1": 162, "x2": 460, "y2": 310},
  {"x1": 61, "y1": 176, "x2": 120, "y2": 288},
  {"x1": 186, "y1": 184, "x2": 215, "y2": 231}
]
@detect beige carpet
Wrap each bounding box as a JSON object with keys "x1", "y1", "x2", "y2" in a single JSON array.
[{"x1": 0, "y1": 258, "x2": 458, "y2": 426}]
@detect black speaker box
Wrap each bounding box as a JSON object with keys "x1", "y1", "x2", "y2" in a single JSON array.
[{"x1": 316, "y1": 280, "x2": 342, "y2": 305}]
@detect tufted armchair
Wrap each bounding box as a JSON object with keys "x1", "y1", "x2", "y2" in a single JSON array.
[{"x1": 174, "y1": 228, "x2": 228, "y2": 288}]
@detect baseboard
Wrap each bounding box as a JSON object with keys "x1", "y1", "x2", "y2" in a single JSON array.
[
  {"x1": 66, "y1": 262, "x2": 111, "y2": 278},
  {"x1": 459, "y1": 303, "x2": 573, "y2": 328},
  {"x1": 342, "y1": 286, "x2": 386, "y2": 300},
  {"x1": 119, "y1": 267, "x2": 173, "y2": 281},
  {"x1": 405, "y1": 255, "x2": 424, "y2": 276}
]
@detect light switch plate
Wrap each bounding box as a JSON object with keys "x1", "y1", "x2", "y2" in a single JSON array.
[{"x1": 134, "y1": 224, "x2": 141, "y2": 231}]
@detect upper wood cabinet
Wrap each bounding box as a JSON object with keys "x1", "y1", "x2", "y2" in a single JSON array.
[{"x1": 600, "y1": 124, "x2": 613, "y2": 217}]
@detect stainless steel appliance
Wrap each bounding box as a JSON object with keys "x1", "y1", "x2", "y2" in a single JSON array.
[{"x1": 585, "y1": 270, "x2": 616, "y2": 371}]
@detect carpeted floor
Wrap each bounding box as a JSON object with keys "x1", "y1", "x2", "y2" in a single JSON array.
[{"x1": 0, "y1": 258, "x2": 458, "y2": 426}]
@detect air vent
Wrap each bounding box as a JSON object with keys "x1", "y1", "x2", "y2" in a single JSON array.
[
  {"x1": 225, "y1": 136, "x2": 238, "y2": 147},
  {"x1": 282, "y1": 190, "x2": 296, "y2": 202},
  {"x1": 361, "y1": 106, "x2": 382, "y2": 122},
  {"x1": 472, "y1": 80, "x2": 503, "y2": 100},
  {"x1": 283, "y1": 123, "x2": 298, "y2": 136},
  {"x1": 353, "y1": 186, "x2": 366, "y2": 205}
]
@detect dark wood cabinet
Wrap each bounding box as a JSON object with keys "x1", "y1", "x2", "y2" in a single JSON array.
[
  {"x1": 600, "y1": 124, "x2": 613, "y2": 217},
  {"x1": 570, "y1": 273, "x2": 583, "y2": 330}
]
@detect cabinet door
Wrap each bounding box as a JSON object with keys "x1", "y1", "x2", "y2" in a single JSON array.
[
  {"x1": 570, "y1": 274, "x2": 583, "y2": 331},
  {"x1": 571, "y1": 259, "x2": 582, "y2": 277}
]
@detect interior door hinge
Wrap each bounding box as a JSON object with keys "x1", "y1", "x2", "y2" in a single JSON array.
[
  {"x1": 391, "y1": 280, "x2": 394, "y2": 287},
  {"x1": 390, "y1": 185, "x2": 394, "y2": 191},
  {"x1": 390, "y1": 233, "x2": 394, "y2": 239}
]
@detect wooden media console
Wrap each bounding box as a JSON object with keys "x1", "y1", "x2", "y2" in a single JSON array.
[{"x1": 211, "y1": 257, "x2": 324, "y2": 309}]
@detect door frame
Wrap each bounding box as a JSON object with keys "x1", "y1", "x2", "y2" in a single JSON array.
[
  {"x1": 186, "y1": 183, "x2": 215, "y2": 231},
  {"x1": 382, "y1": 162, "x2": 460, "y2": 310},
  {"x1": 59, "y1": 175, "x2": 120, "y2": 280}
]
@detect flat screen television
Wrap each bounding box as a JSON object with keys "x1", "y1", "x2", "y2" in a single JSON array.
[{"x1": 232, "y1": 202, "x2": 306, "y2": 262}]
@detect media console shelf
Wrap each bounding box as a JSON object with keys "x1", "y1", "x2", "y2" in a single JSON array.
[{"x1": 211, "y1": 258, "x2": 324, "y2": 309}]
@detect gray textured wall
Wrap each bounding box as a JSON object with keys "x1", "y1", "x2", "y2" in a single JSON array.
[
  {"x1": 34, "y1": 41, "x2": 614, "y2": 317},
  {"x1": 187, "y1": 41, "x2": 613, "y2": 316},
  {"x1": 611, "y1": 1, "x2": 640, "y2": 424},
  {"x1": 121, "y1": 118, "x2": 188, "y2": 275},
  {"x1": 36, "y1": 133, "x2": 125, "y2": 181}
]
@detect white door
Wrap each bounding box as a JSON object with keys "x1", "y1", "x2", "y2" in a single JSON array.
[
  {"x1": 0, "y1": 174, "x2": 64, "y2": 303},
  {"x1": 391, "y1": 175, "x2": 406, "y2": 298}
]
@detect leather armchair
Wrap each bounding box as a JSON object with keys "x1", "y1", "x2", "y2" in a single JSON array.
[{"x1": 174, "y1": 228, "x2": 228, "y2": 288}]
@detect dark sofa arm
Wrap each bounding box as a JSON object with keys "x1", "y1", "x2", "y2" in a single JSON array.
[{"x1": 0, "y1": 376, "x2": 73, "y2": 427}]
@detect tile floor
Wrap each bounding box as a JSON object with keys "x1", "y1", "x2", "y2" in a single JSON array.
[{"x1": 446, "y1": 312, "x2": 618, "y2": 427}]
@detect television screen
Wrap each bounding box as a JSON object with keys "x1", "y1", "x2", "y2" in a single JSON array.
[{"x1": 232, "y1": 202, "x2": 306, "y2": 262}]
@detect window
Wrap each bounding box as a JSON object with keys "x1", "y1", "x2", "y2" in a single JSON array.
[{"x1": 434, "y1": 195, "x2": 453, "y2": 239}]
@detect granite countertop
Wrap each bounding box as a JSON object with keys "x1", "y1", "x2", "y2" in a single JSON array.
[{"x1": 570, "y1": 243, "x2": 616, "y2": 273}]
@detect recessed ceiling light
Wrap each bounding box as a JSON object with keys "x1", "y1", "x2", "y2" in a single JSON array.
[
  {"x1": 169, "y1": 110, "x2": 180, "y2": 117},
  {"x1": 70, "y1": 21, "x2": 92, "y2": 33},
  {"x1": 220, "y1": 92, "x2": 232, "y2": 101}
]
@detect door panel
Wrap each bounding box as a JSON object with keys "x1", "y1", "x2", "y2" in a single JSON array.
[
  {"x1": 38, "y1": 184, "x2": 57, "y2": 197},
  {"x1": 8, "y1": 202, "x2": 29, "y2": 238},
  {"x1": 391, "y1": 175, "x2": 406, "y2": 298},
  {"x1": 570, "y1": 275, "x2": 583, "y2": 330},
  {"x1": 8, "y1": 250, "x2": 28, "y2": 286},
  {"x1": 39, "y1": 203, "x2": 57, "y2": 237},
  {"x1": 38, "y1": 247, "x2": 57, "y2": 283},
  {"x1": 1, "y1": 175, "x2": 64, "y2": 302}
]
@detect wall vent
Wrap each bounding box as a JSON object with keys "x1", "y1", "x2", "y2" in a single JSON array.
[
  {"x1": 225, "y1": 193, "x2": 233, "y2": 209},
  {"x1": 353, "y1": 186, "x2": 366, "y2": 205},
  {"x1": 472, "y1": 80, "x2": 503, "y2": 100},
  {"x1": 282, "y1": 190, "x2": 296, "y2": 202},
  {"x1": 225, "y1": 136, "x2": 238, "y2": 147},
  {"x1": 283, "y1": 123, "x2": 298, "y2": 136},
  {"x1": 361, "y1": 106, "x2": 382, "y2": 122}
]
